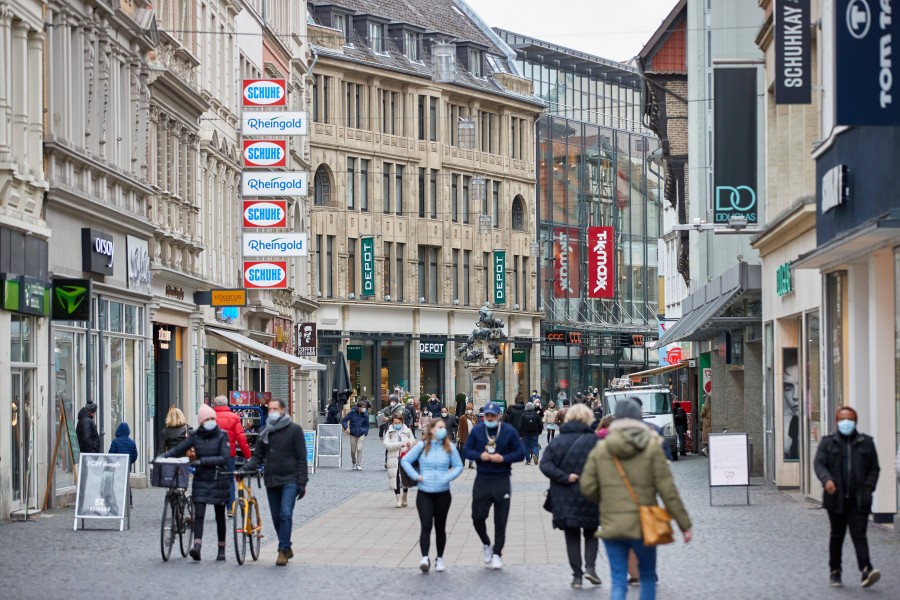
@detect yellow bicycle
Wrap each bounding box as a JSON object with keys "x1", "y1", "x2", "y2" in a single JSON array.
[{"x1": 226, "y1": 470, "x2": 263, "y2": 564}]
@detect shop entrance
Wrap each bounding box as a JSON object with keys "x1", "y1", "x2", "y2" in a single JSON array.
[
  {"x1": 10, "y1": 369, "x2": 36, "y2": 511},
  {"x1": 419, "y1": 339, "x2": 446, "y2": 400}
]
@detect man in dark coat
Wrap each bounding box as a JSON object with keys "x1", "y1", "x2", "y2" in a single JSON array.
[
  {"x1": 520, "y1": 402, "x2": 544, "y2": 465},
  {"x1": 539, "y1": 404, "x2": 601, "y2": 588},
  {"x1": 504, "y1": 397, "x2": 527, "y2": 434},
  {"x1": 244, "y1": 399, "x2": 308, "y2": 566},
  {"x1": 325, "y1": 399, "x2": 342, "y2": 424},
  {"x1": 427, "y1": 394, "x2": 442, "y2": 418},
  {"x1": 673, "y1": 402, "x2": 688, "y2": 455},
  {"x1": 814, "y1": 406, "x2": 881, "y2": 589},
  {"x1": 76, "y1": 402, "x2": 101, "y2": 453}
]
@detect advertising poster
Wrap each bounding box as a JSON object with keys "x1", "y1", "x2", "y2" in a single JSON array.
[
  {"x1": 587, "y1": 226, "x2": 614, "y2": 299},
  {"x1": 782, "y1": 348, "x2": 800, "y2": 460},
  {"x1": 74, "y1": 453, "x2": 130, "y2": 520},
  {"x1": 553, "y1": 227, "x2": 579, "y2": 298}
]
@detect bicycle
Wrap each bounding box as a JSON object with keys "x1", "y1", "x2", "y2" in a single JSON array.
[
  {"x1": 152, "y1": 457, "x2": 195, "y2": 562},
  {"x1": 224, "y1": 469, "x2": 263, "y2": 564}
]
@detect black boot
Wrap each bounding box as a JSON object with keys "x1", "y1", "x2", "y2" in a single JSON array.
[
  {"x1": 189, "y1": 544, "x2": 202, "y2": 561},
  {"x1": 216, "y1": 546, "x2": 226, "y2": 561}
]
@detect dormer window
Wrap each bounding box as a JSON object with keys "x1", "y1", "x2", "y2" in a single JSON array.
[
  {"x1": 486, "y1": 54, "x2": 508, "y2": 74},
  {"x1": 333, "y1": 13, "x2": 350, "y2": 44},
  {"x1": 404, "y1": 31, "x2": 421, "y2": 62},
  {"x1": 469, "y1": 49, "x2": 483, "y2": 77},
  {"x1": 369, "y1": 22, "x2": 385, "y2": 54}
]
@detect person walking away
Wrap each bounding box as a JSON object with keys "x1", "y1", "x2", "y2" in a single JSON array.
[
  {"x1": 439, "y1": 407, "x2": 458, "y2": 443},
  {"x1": 325, "y1": 398, "x2": 342, "y2": 424},
  {"x1": 455, "y1": 393, "x2": 468, "y2": 418},
  {"x1": 539, "y1": 405, "x2": 602, "y2": 589},
  {"x1": 580, "y1": 398, "x2": 692, "y2": 600},
  {"x1": 76, "y1": 401, "x2": 100, "y2": 453},
  {"x1": 163, "y1": 404, "x2": 231, "y2": 561},
  {"x1": 504, "y1": 396, "x2": 527, "y2": 434},
  {"x1": 814, "y1": 406, "x2": 881, "y2": 588},
  {"x1": 406, "y1": 400, "x2": 419, "y2": 438},
  {"x1": 427, "y1": 394, "x2": 442, "y2": 419},
  {"x1": 557, "y1": 389, "x2": 568, "y2": 404},
  {"x1": 543, "y1": 402, "x2": 559, "y2": 445},
  {"x1": 521, "y1": 402, "x2": 544, "y2": 465},
  {"x1": 159, "y1": 407, "x2": 191, "y2": 452},
  {"x1": 108, "y1": 422, "x2": 138, "y2": 509},
  {"x1": 461, "y1": 402, "x2": 526, "y2": 569},
  {"x1": 597, "y1": 415, "x2": 615, "y2": 440},
  {"x1": 673, "y1": 403, "x2": 688, "y2": 456},
  {"x1": 457, "y1": 402, "x2": 478, "y2": 469},
  {"x1": 699, "y1": 395, "x2": 711, "y2": 455},
  {"x1": 212, "y1": 395, "x2": 252, "y2": 516},
  {"x1": 402, "y1": 419, "x2": 464, "y2": 573},
  {"x1": 384, "y1": 412, "x2": 415, "y2": 507},
  {"x1": 242, "y1": 399, "x2": 308, "y2": 566},
  {"x1": 341, "y1": 400, "x2": 370, "y2": 470}
]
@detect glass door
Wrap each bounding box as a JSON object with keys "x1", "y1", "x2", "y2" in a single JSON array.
[
  {"x1": 10, "y1": 369, "x2": 35, "y2": 511},
  {"x1": 804, "y1": 311, "x2": 822, "y2": 499}
]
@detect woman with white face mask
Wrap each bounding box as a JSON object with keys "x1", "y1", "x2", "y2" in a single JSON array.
[
  {"x1": 162, "y1": 403, "x2": 230, "y2": 561},
  {"x1": 384, "y1": 412, "x2": 415, "y2": 507}
]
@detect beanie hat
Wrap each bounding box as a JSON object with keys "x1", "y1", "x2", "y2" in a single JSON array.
[
  {"x1": 525, "y1": 402, "x2": 535, "y2": 410},
  {"x1": 198, "y1": 403, "x2": 216, "y2": 423},
  {"x1": 615, "y1": 398, "x2": 643, "y2": 421},
  {"x1": 85, "y1": 402, "x2": 98, "y2": 414}
]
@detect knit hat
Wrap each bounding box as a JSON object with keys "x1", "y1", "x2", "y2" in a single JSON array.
[
  {"x1": 614, "y1": 398, "x2": 643, "y2": 420},
  {"x1": 85, "y1": 402, "x2": 98, "y2": 414},
  {"x1": 198, "y1": 403, "x2": 216, "y2": 423},
  {"x1": 525, "y1": 402, "x2": 535, "y2": 410}
]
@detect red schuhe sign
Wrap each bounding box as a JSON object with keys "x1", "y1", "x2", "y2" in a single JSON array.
[{"x1": 587, "y1": 226, "x2": 614, "y2": 299}]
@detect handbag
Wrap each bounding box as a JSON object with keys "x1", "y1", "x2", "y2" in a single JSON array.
[
  {"x1": 542, "y1": 435, "x2": 592, "y2": 513},
  {"x1": 398, "y1": 441, "x2": 419, "y2": 488},
  {"x1": 612, "y1": 456, "x2": 674, "y2": 546}
]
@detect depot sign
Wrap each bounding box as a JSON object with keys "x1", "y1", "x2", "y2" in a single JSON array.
[
  {"x1": 243, "y1": 200, "x2": 287, "y2": 228},
  {"x1": 243, "y1": 140, "x2": 287, "y2": 168},
  {"x1": 243, "y1": 261, "x2": 288, "y2": 289},
  {"x1": 242, "y1": 79, "x2": 287, "y2": 107},
  {"x1": 587, "y1": 226, "x2": 614, "y2": 299}
]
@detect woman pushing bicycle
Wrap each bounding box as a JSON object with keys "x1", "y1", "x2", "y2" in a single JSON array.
[{"x1": 162, "y1": 403, "x2": 230, "y2": 561}]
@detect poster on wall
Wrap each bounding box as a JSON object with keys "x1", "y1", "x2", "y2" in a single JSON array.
[{"x1": 782, "y1": 348, "x2": 800, "y2": 460}]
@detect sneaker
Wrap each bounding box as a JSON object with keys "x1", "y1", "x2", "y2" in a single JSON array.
[
  {"x1": 435, "y1": 557, "x2": 446, "y2": 572},
  {"x1": 276, "y1": 550, "x2": 288, "y2": 566},
  {"x1": 861, "y1": 566, "x2": 880, "y2": 588},
  {"x1": 189, "y1": 544, "x2": 201, "y2": 561},
  {"x1": 356, "y1": 465, "x2": 363, "y2": 471},
  {"x1": 285, "y1": 548, "x2": 294, "y2": 560},
  {"x1": 491, "y1": 554, "x2": 503, "y2": 570},
  {"x1": 226, "y1": 510, "x2": 233, "y2": 519},
  {"x1": 571, "y1": 577, "x2": 583, "y2": 589},
  {"x1": 584, "y1": 570, "x2": 602, "y2": 585},
  {"x1": 216, "y1": 547, "x2": 226, "y2": 562},
  {"x1": 482, "y1": 544, "x2": 493, "y2": 564},
  {"x1": 350, "y1": 464, "x2": 357, "y2": 470},
  {"x1": 419, "y1": 556, "x2": 430, "y2": 573},
  {"x1": 533, "y1": 456, "x2": 539, "y2": 465},
  {"x1": 396, "y1": 495, "x2": 403, "y2": 508},
  {"x1": 627, "y1": 576, "x2": 639, "y2": 587},
  {"x1": 830, "y1": 570, "x2": 842, "y2": 588}
]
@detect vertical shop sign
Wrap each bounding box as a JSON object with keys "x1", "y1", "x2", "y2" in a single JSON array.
[
  {"x1": 587, "y1": 226, "x2": 614, "y2": 299},
  {"x1": 553, "y1": 227, "x2": 580, "y2": 298},
  {"x1": 493, "y1": 250, "x2": 506, "y2": 304},
  {"x1": 775, "y1": 0, "x2": 811, "y2": 104},
  {"x1": 361, "y1": 237, "x2": 375, "y2": 297},
  {"x1": 713, "y1": 68, "x2": 758, "y2": 224}
]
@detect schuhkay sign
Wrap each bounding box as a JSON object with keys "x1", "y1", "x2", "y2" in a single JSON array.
[
  {"x1": 775, "y1": 0, "x2": 811, "y2": 104},
  {"x1": 587, "y1": 226, "x2": 614, "y2": 299},
  {"x1": 242, "y1": 79, "x2": 287, "y2": 107}
]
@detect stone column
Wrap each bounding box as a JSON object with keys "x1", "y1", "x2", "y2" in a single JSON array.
[
  {"x1": 11, "y1": 20, "x2": 27, "y2": 173},
  {"x1": 0, "y1": 5, "x2": 12, "y2": 161}
]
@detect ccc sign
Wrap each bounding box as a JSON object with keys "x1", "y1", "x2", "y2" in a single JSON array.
[{"x1": 547, "y1": 331, "x2": 582, "y2": 345}]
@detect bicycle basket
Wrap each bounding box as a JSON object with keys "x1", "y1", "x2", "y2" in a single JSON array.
[{"x1": 152, "y1": 459, "x2": 191, "y2": 488}]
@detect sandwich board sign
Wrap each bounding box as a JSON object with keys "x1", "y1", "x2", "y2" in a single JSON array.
[
  {"x1": 707, "y1": 433, "x2": 750, "y2": 506},
  {"x1": 316, "y1": 424, "x2": 343, "y2": 468},
  {"x1": 74, "y1": 453, "x2": 131, "y2": 530}
]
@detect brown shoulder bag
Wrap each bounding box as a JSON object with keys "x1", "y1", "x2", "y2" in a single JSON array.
[{"x1": 612, "y1": 455, "x2": 674, "y2": 547}]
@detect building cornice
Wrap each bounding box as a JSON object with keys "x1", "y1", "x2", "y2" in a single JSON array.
[{"x1": 750, "y1": 198, "x2": 816, "y2": 256}]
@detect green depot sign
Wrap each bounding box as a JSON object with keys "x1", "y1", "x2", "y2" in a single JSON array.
[
  {"x1": 52, "y1": 278, "x2": 92, "y2": 321},
  {"x1": 512, "y1": 349, "x2": 527, "y2": 363},
  {"x1": 493, "y1": 250, "x2": 506, "y2": 304},
  {"x1": 776, "y1": 262, "x2": 793, "y2": 297},
  {"x1": 361, "y1": 237, "x2": 375, "y2": 297}
]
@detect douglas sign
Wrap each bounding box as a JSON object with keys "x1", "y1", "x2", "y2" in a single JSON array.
[{"x1": 587, "y1": 226, "x2": 614, "y2": 299}]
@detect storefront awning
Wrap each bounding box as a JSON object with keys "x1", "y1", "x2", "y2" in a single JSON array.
[
  {"x1": 628, "y1": 362, "x2": 689, "y2": 381},
  {"x1": 793, "y1": 213, "x2": 900, "y2": 270},
  {"x1": 206, "y1": 327, "x2": 326, "y2": 372}
]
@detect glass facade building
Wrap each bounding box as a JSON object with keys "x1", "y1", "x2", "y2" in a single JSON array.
[{"x1": 496, "y1": 30, "x2": 664, "y2": 397}]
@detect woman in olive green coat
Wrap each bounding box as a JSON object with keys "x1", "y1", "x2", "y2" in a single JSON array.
[{"x1": 580, "y1": 398, "x2": 692, "y2": 600}]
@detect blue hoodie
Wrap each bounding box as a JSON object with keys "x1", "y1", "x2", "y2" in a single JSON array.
[
  {"x1": 108, "y1": 422, "x2": 138, "y2": 465},
  {"x1": 401, "y1": 439, "x2": 463, "y2": 493},
  {"x1": 461, "y1": 421, "x2": 525, "y2": 478}
]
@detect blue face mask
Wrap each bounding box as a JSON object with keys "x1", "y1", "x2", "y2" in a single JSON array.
[
  {"x1": 268, "y1": 412, "x2": 282, "y2": 424},
  {"x1": 484, "y1": 419, "x2": 499, "y2": 429},
  {"x1": 837, "y1": 419, "x2": 856, "y2": 436},
  {"x1": 434, "y1": 428, "x2": 448, "y2": 441},
  {"x1": 202, "y1": 420, "x2": 217, "y2": 431},
  {"x1": 393, "y1": 424, "x2": 403, "y2": 431}
]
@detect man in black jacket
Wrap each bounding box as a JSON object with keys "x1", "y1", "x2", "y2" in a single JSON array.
[
  {"x1": 814, "y1": 406, "x2": 881, "y2": 589},
  {"x1": 244, "y1": 399, "x2": 308, "y2": 567},
  {"x1": 76, "y1": 402, "x2": 101, "y2": 453}
]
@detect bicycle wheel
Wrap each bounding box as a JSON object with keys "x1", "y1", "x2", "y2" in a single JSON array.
[
  {"x1": 233, "y1": 499, "x2": 247, "y2": 565},
  {"x1": 179, "y1": 496, "x2": 195, "y2": 557},
  {"x1": 160, "y1": 496, "x2": 176, "y2": 562},
  {"x1": 248, "y1": 500, "x2": 262, "y2": 561}
]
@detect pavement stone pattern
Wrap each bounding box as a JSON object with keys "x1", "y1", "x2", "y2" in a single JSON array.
[{"x1": 1, "y1": 431, "x2": 899, "y2": 599}]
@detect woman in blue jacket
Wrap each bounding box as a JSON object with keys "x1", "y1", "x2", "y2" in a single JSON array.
[{"x1": 401, "y1": 419, "x2": 463, "y2": 574}]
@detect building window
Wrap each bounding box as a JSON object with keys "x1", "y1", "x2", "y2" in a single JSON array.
[
  {"x1": 492, "y1": 181, "x2": 500, "y2": 228},
  {"x1": 322, "y1": 76, "x2": 331, "y2": 124},
  {"x1": 396, "y1": 243, "x2": 405, "y2": 301},
  {"x1": 418, "y1": 168, "x2": 426, "y2": 218},
  {"x1": 404, "y1": 31, "x2": 419, "y2": 61},
  {"x1": 418, "y1": 95, "x2": 426, "y2": 140},
  {"x1": 513, "y1": 255, "x2": 519, "y2": 307},
  {"x1": 452, "y1": 249, "x2": 460, "y2": 302},
  {"x1": 360, "y1": 159, "x2": 369, "y2": 211},
  {"x1": 314, "y1": 165, "x2": 331, "y2": 206},
  {"x1": 384, "y1": 242, "x2": 392, "y2": 298},
  {"x1": 463, "y1": 176, "x2": 470, "y2": 224},
  {"x1": 451, "y1": 174, "x2": 459, "y2": 222},
  {"x1": 429, "y1": 169, "x2": 438, "y2": 219},
  {"x1": 345, "y1": 83, "x2": 363, "y2": 128},
  {"x1": 522, "y1": 257, "x2": 528, "y2": 310},
  {"x1": 395, "y1": 165, "x2": 404, "y2": 214},
  {"x1": 369, "y1": 22, "x2": 385, "y2": 54},
  {"x1": 348, "y1": 238, "x2": 356, "y2": 296},
  {"x1": 429, "y1": 97, "x2": 438, "y2": 141},
  {"x1": 315, "y1": 234, "x2": 323, "y2": 295},
  {"x1": 326, "y1": 236, "x2": 335, "y2": 298},
  {"x1": 383, "y1": 163, "x2": 392, "y2": 214},
  {"x1": 483, "y1": 252, "x2": 490, "y2": 303},
  {"x1": 418, "y1": 246, "x2": 438, "y2": 303},
  {"x1": 312, "y1": 76, "x2": 319, "y2": 122},
  {"x1": 469, "y1": 48, "x2": 483, "y2": 77},
  {"x1": 512, "y1": 195, "x2": 525, "y2": 230},
  {"x1": 346, "y1": 158, "x2": 355, "y2": 209},
  {"x1": 463, "y1": 250, "x2": 471, "y2": 306},
  {"x1": 334, "y1": 14, "x2": 350, "y2": 44}
]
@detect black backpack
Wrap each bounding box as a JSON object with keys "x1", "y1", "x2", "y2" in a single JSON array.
[{"x1": 523, "y1": 411, "x2": 541, "y2": 434}]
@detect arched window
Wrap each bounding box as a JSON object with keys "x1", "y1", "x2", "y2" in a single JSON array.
[
  {"x1": 314, "y1": 165, "x2": 331, "y2": 206},
  {"x1": 511, "y1": 195, "x2": 525, "y2": 231}
]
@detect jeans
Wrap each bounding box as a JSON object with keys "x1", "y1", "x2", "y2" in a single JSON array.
[
  {"x1": 675, "y1": 427, "x2": 686, "y2": 454},
  {"x1": 603, "y1": 539, "x2": 657, "y2": 600},
  {"x1": 226, "y1": 457, "x2": 236, "y2": 506},
  {"x1": 416, "y1": 490, "x2": 452, "y2": 557},
  {"x1": 828, "y1": 498, "x2": 872, "y2": 572},
  {"x1": 472, "y1": 476, "x2": 511, "y2": 556},
  {"x1": 523, "y1": 435, "x2": 540, "y2": 461},
  {"x1": 564, "y1": 527, "x2": 599, "y2": 578},
  {"x1": 265, "y1": 482, "x2": 298, "y2": 551}
]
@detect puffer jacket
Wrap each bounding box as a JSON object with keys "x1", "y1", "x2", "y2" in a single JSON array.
[
  {"x1": 165, "y1": 425, "x2": 230, "y2": 504},
  {"x1": 401, "y1": 439, "x2": 463, "y2": 493},
  {"x1": 341, "y1": 408, "x2": 370, "y2": 437},
  {"x1": 539, "y1": 421, "x2": 600, "y2": 529},
  {"x1": 504, "y1": 402, "x2": 526, "y2": 433},
  {"x1": 160, "y1": 425, "x2": 190, "y2": 452},
  {"x1": 580, "y1": 419, "x2": 691, "y2": 540},
  {"x1": 383, "y1": 425, "x2": 415, "y2": 491},
  {"x1": 213, "y1": 405, "x2": 252, "y2": 459},
  {"x1": 76, "y1": 408, "x2": 100, "y2": 453},
  {"x1": 108, "y1": 422, "x2": 138, "y2": 465}
]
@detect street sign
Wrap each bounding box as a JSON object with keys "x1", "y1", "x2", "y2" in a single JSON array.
[
  {"x1": 51, "y1": 278, "x2": 91, "y2": 321},
  {"x1": 316, "y1": 424, "x2": 343, "y2": 468},
  {"x1": 587, "y1": 226, "x2": 614, "y2": 299},
  {"x1": 74, "y1": 453, "x2": 131, "y2": 530},
  {"x1": 211, "y1": 289, "x2": 247, "y2": 307},
  {"x1": 297, "y1": 322, "x2": 317, "y2": 357},
  {"x1": 361, "y1": 237, "x2": 375, "y2": 297},
  {"x1": 512, "y1": 349, "x2": 527, "y2": 363},
  {"x1": 713, "y1": 68, "x2": 758, "y2": 224},
  {"x1": 774, "y1": 0, "x2": 811, "y2": 104},
  {"x1": 493, "y1": 250, "x2": 506, "y2": 304}
]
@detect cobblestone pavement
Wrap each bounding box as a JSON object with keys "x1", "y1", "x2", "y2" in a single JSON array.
[{"x1": 2, "y1": 432, "x2": 898, "y2": 599}]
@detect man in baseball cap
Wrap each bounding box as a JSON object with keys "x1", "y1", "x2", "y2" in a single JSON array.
[{"x1": 461, "y1": 401, "x2": 525, "y2": 570}]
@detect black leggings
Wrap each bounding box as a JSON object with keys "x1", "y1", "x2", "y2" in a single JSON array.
[
  {"x1": 192, "y1": 502, "x2": 227, "y2": 544},
  {"x1": 416, "y1": 490, "x2": 452, "y2": 558},
  {"x1": 546, "y1": 429, "x2": 556, "y2": 444}
]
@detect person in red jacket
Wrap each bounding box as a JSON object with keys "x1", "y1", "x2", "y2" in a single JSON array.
[{"x1": 213, "y1": 395, "x2": 252, "y2": 516}]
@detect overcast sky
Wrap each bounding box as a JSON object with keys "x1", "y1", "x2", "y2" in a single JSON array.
[{"x1": 464, "y1": 0, "x2": 679, "y2": 63}]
